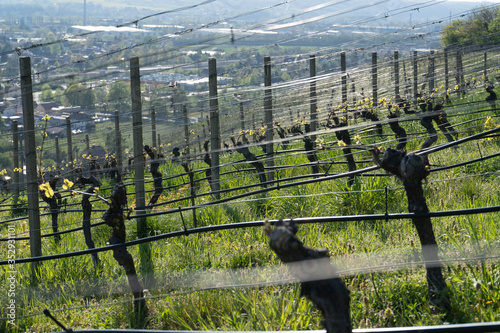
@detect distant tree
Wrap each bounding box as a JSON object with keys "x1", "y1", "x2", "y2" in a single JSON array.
[
  {"x1": 442, "y1": 7, "x2": 498, "y2": 46},
  {"x1": 0, "y1": 38, "x2": 11, "y2": 63},
  {"x1": 65, "y1": 83, "x2": 86, "y2": 106},
  {"x1": 81, "y1": 88, "x2": 96, "y2": 109},
  {"x1": 281, "y1": 71, "x2": 291, "y2": 82},
  {"x1": 171, "y1": 85, "x2": 188, "y2": 116},
  {"x1": 41, "y1": 83, "x2": 54, "y2": 102},
  {"x1": 53, "y1": 87, "x2": 67, "y2": 106},
  {"x1": 45, "y1": 32, "x2": 62, "y2": 55},
  {"x1": 4, "y1": 55, "x2": 19, "y2": 78},
  {"x1": 107, "y1": 81, "x2": 131, "y2": 113},
  {"x1": 93, "y1": 86, "x2": 107, "y2": 109},
  {"x1": 242, "y1": 72, "x2": 259, "y2": 86}
]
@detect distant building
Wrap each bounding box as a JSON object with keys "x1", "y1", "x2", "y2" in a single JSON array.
[
  {"x1": 50, "y1": 106, "x2": 82, "y2": 115},
  {"x1": 19, "y1": 16, "x2": 33, "y2": 30},
  {"x1": 5, "y1": 85, "x2": 20, "y2": 99},
  {"x1": 35, "y1": 102, "x2": 59, "y2": 117},
  {"x1": 46, "y1": 127, "x2": 65, "y2": 138},
  {"x1": 3, "y1": 99, "x2": 22, "y2": 117},
  {"x1": 36, "y1": 101, "x2": 59, "y2": 112},
  {"x1": 44, "y1": 115, "x2": 67, "y2": 128},
  {"x1": 89, "y1": 144, "x2": 106, "y2": 159}
]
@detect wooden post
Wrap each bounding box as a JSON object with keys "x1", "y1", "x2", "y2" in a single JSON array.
[
  {"x1": 208, "y1": 58, "x2": 221, "y2": 199},
  {"x1": 151, "y1": 108, "x2": 157, "y2": 149},
  {"x1": 341, "y1": 52, "x2": 347, "y2": 104},
  {"x1": 85, "y1": 134, "x2": 90, "y2": 156},
  {"x1": 197, "y1": 135, "x2": 202, "y2": 153},
  {"x1": 444, "y1": 48, "x2": 449, "y2": 96},
  {"x1": 351, "y1": 79, "x2": 356, "y2": 106},
  {"x1": 309, "y1": 55, "x2": 317, "y2": 146},
  {"x1": 456, "y1": 50, "x2": 462, "y2": 96},
  {"x1": 413, "y1": 50, "x2": 418, "y2": 105},
  {"x1": 239, "y1": 100, "x2": 245, "y2": 131},
  {"x1": 114, "y1": 110, "x2": 123, "y2": 170},
  {"x1": 428, "y1": 50, "x2": 435, "y2": 94},
  {"x1": 183, "y1": 104, "x2": 190, "y2": 162},
  {"x1": 372, "y1": 52, "x2": 378, "y2": 107},
  {"x1": 66, "y1": 116, "x2": 73, "y2": 168},
  {"x1": 394, "y1": 51, "x2": 400, "y2": 98},
  {"x1": 12, "y1": 120, "x2": 20, "y2": 203},
  {"x1": 130, "y1": 56, "x2": 153, "y2": 281},
  {"x1": 18, "y1": 138, "x2": 25, "y2": 192},
  {"x1": 484, "y1": 51, "x2": 488, "y2": 81},
  {"x1": 460, "y1": 50, "x2": 465, "y2": 90},
  {"x1": 157, "y1": 134, "x2": 162, "y2": 156},
  {"x1": 55, "y1": 136, "x2": 60, "y2": 170},
  {"x1": 264, "y1": 56, "x2": 274, "y2": 183},
  {"x1": 20, "y1": 56, "x2": 41, "y2": 282}
]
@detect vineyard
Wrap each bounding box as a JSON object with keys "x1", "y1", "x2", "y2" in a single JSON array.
[{"x1": 2, "y1": 4, "x2": 500, "y2": 332}]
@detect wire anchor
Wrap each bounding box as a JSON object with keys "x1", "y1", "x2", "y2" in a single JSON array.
[{"x1": 43, "y1": 308, "x2": 73, "y2": 333}]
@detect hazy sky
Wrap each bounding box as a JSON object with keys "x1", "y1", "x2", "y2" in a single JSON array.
[{"x1": 448, "y1": 0, "x2": 500, "y2": 2}]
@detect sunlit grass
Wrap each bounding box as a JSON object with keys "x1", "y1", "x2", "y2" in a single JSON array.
[{"x1": 2, "y1": 52, "x2": 500, "y2": 331}]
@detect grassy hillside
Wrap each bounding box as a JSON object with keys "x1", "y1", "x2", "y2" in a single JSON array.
[{"x1": 1, "y1": 47, "x2": 500, "y2": 331}]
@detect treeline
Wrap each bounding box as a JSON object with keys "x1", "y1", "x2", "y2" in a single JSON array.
[{"x1": 442, "y1": 6, "x2": 500, "y2": 46}]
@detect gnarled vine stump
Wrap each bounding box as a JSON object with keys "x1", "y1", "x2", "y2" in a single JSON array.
[
  {"x1": 265, "y1": 220, "x2": 351, "y2": 333},
  {"x1": 76, "y1": 175, "x2": 101, "y2": 268},
  {"x1": 40, "y1": 176, "x2": 62, "y2": 243},
  {"x1": 145, "y1": 145, "x2": 163, "y2": 207},
  {"x1": 230, "y1": 136, "x2": 267, "y2": 187},
  {"x1": 103, "y1": 181, "x2": 147, "y2": 320},
  {"x1": 373, "y1": 148, "x2": 450, "y2": 312},
  {"x1": 326, "y1": 113, "x2": 356, "y2": 186},
  {"x1": 387, "y1": 105, "x2": 407, "y2": 151}
]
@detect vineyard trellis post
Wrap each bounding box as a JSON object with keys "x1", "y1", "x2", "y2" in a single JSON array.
[
  {"x1": 444, "y1": 48, "x2": 449, "y2": 97},
  {"x1": 394, "y1": 50, "x2": 400, "y2": 99},
  {"x1": 239, "y1": 99, "x2": 245, "y2": 131},
  {"x1": 19, "y1": 136, "x2": 25, "y2": 191},
  {"x1": 151, "y1": 107, "x2": 157, "y2": 149},
  {"x1": 183, "y1": 104, "x2": 190, "y2": 162},
  {"x1": 372, "y1": 52, "x2": 378, "y2": 107},
  {"x1": 65, "y1": 116, "x2": 73, "y2": 171},
  {"x1": 341, "y1": 51, "x2": 347, "y2": 104},
  {"x1": 264, "y1": 56, "x2": 274, "y2": 182},
  {"x1": 310, "y1": 55, "x2": 317, "y2": 146},
  {"x1": 157, "y1": 134, "x2": 162, "y2": 156},
  {"x1": 130, "y1": 56, "x2": 153, "y2": 283},
  {"x1": 12, "y1": 120, "x2": 20, "y2": 203},
  {"x1": 428, "y1": 50, "x2": 435, "y2": 94},
  {"x1": 55, "y1": 136, "x2": 60, "y2": 170},
  {"x1": 484, "y1": 51, "x2": 488, "y2": 80},
  {"x1": 413, "y1": 50, "x2": 418, "y2": 105},
  {"x1": 114, "y1": 110, "x2": 123, "y2": 170},
  {"x1": 456, "y1": 49, "x2": 464, "y2": 96},
  {"x1": 208, "y1": 57, "x2": 221, "y2": 199},
  {"x1": 20, "y1": 56, "x2": 42, "y2": 283},
  {"x1": 85, "y1": 134, "x2": 90, "y2": 157}
]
